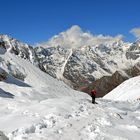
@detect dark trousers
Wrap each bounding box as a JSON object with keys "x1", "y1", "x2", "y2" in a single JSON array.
[{"x1": 92, "y1": 97, "x2": 95, "y2": 104}]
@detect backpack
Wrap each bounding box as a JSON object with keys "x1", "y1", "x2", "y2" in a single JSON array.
[{"x1": 91, "y1": 89, "x2": 96, "y2": 96}]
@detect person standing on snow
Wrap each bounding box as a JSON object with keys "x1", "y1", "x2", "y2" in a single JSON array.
[{"x1": 91, "y1": 89, "x2": 96, "y2": 104}]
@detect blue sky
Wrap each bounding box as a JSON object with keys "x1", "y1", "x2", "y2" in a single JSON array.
[{"x1": 0, "y1": 0, "x2": 140, "y2": 44}]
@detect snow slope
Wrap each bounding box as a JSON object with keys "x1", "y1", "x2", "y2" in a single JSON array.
[
  {"x1": 0, "y1": 97, "x2": 140, "y2": 140},
  {"x1": 104, "y1": 75, "x2": 140, "y2": 101},
  {"x1": 0, "y1": 50, "x2": 84, "y2": 100}
]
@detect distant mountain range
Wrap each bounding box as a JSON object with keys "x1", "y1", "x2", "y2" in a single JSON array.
[{"x1": 1, "y1": 26, "x2": 140, "y2": 97}]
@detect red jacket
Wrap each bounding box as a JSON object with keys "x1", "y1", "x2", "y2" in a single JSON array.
[{"x1": 91, "y1": 89, "x2": 96, "y2": 97}]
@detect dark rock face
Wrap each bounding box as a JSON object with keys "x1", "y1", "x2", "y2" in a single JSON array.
[
  {"x1": 125, "y1": 63, "x2": 140, "y2": 77},
  {"x1": 63, "y1": 50, "x2": 96, "y2": 89},
  {"x1": 93, "y1": 71, "x2": 128, "y2": 97},
  {"x1": 0, "y1": 68, "x2": 8, "y2": 81},
  {"x1": 126, "y1": 40, "x2": 140, "y2": 60},
  {"x1": 9, "y1": 68, "x2": 26, "y2": 81},
  {"x1": 0, "y1": 41, "x2": 6, "y2": 49}
]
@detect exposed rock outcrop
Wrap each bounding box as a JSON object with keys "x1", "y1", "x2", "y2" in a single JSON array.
[{"x1": 0, "y1": 68, "x2": 8, "y2": 81}]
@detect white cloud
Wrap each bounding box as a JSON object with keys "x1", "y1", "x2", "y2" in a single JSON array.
[
  {"x1": 130, "y1": 27, "x2": 140, "y2": 39},
  {"x1": 39, "y1": 25, "x2": 124, "y2": 49}
]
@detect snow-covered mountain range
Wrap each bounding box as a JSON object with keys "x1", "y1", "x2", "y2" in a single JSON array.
[
  {"x1": 1, "y1": 26, "x2": 140, "y2": 97},
  {"x1": 36, "y1": 26, "x2": 130, "y2": 86},
  {"x1": 36, "y1": 26, "x2": 140, "y2": 92}
]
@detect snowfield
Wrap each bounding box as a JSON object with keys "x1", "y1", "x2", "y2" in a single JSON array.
[
  {"x1": 0, "y1": 50, "x2": 140, "y2": 140},
  {"x1": 0, "y1": 98, "x2": 140, "y2": 140}
]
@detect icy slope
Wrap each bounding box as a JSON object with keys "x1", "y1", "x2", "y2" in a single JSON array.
[{"x1": 104, "y1": 75, "x2": 140, "y2": 101}]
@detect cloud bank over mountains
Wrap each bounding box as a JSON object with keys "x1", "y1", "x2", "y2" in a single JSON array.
[
  {"x1": 130, "y1": 27, "x2": 140, "y2": 39},
  {"x1": 37, "y1": 25, "x2": 140, "y2": 49},
  {"x1": 39, "y1": 25, "x2": 124, "y2": 49}
]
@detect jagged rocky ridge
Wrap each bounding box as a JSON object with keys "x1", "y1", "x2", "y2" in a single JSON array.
[
  {"x1": 0, "y1": 35, "x2": 37, "y2": 64},
  {"x1": 1, "y1": 27, "x2": 140, "y2": 96}
]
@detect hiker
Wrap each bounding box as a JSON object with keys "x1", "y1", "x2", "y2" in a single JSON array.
[{"x1": 91, "y1": 89, "x2": 96, "y2": 104}]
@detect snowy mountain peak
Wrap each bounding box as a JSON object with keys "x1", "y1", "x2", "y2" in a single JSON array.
[
  {"x1": 0, "y1": 34, "x2": 28, "y2": 51},
  {"x1": 0, "y1": 35, "x2": 38, "y2": 65},
  {"x1": 0, "y1": 34, "x2": 13, "y2": 51},
  {"x1": 0, "y1": 34, "x2": 10, "y2": 40}
]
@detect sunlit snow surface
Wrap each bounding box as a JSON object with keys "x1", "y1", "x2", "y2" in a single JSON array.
[
  {"x1": 0, "y1": 98, "x2": 140, "y2": 140},
  {"x1": 0, "y1": 51, "x2": 140, "y2": 140}
]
